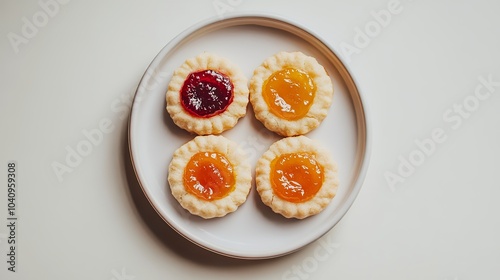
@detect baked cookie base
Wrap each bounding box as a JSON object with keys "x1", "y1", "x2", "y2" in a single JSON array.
[
  {"x1": 166, "y1": 52, "x2": 249, "y2": 135},
  {"x1": 168, "y1": 135, "x2": 252, "y2": 219},
  {"x1": 250, "y1": 51, "x2": 334, "y2": 136},
  {"x1": 255, "y1": 136, "x2": 338, "y2": 219}
]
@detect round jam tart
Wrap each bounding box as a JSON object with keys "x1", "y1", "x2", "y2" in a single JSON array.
[
  {"x1": 166, "y1": 52, "x2": 249, "y2": 135},
  {"x1": 249, "y1": 51, "x2": 333, "y2": 136},
  {"x1": 255, "y1": 136, "x2": 338, "y2": 219},
  {"x1": 168, "y1": 135, "x2": 252, "y2": 219}
]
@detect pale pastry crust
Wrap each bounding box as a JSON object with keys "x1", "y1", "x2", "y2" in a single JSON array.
[
  {"x1": 249, "y1": 51, "x2": 333, "y2": 136},
  {"x1": 166, "y1": 52, "x2": 249, "y2": 135},
  {"x1": 168, "y1": 135, "x2": 252, "y2": 219},
  {"x1": 255, "y1": 136, "x2": 338, "y2": 219}
]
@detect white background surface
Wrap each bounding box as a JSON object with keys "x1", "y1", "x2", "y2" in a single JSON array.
[{"x1": 1, "y1": 0, "x2": 499, "y2": 279}]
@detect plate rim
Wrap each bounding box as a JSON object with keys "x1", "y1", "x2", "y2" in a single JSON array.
[{"x1": 128, "y1": 11, "x2": 372, "y2": 259}]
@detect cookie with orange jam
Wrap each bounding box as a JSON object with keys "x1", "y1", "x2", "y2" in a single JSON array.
[
  {"x1": 166, "y1": 53, "x2": 249, "y2": 135},
  {"x1": 249, "y1": 52, "x2": 333, "y2": 136},
  {"x1": 168, "y1": 135, "x2": 252, "y2": 219},
  {"x1": 256, "y1": 136, "x2": 338, "y2": 219}
]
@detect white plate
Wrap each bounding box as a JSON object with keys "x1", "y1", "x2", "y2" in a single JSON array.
[{"x1": 128, "y1": 12, "x2": 370, "y2": 259}]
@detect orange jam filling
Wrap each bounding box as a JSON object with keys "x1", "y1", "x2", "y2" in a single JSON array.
[
  {"x1": 270, "y1": 153, "x2": 324, "y2": 203},
  {"x1": 183, "y1": 152, "x2": 235, "y2": 201},
  {"x1": 262, "y1": 67, "x2": 316, "y2": 120}
]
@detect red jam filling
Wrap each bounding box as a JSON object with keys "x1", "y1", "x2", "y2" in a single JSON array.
[{"x1": 180, "y1": 70, "x2": 234, "y2": 118}]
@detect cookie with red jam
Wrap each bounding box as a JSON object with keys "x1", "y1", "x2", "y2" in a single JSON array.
[{"x1": 166, "y1": 53, "x2": 249, "y2": 135}]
